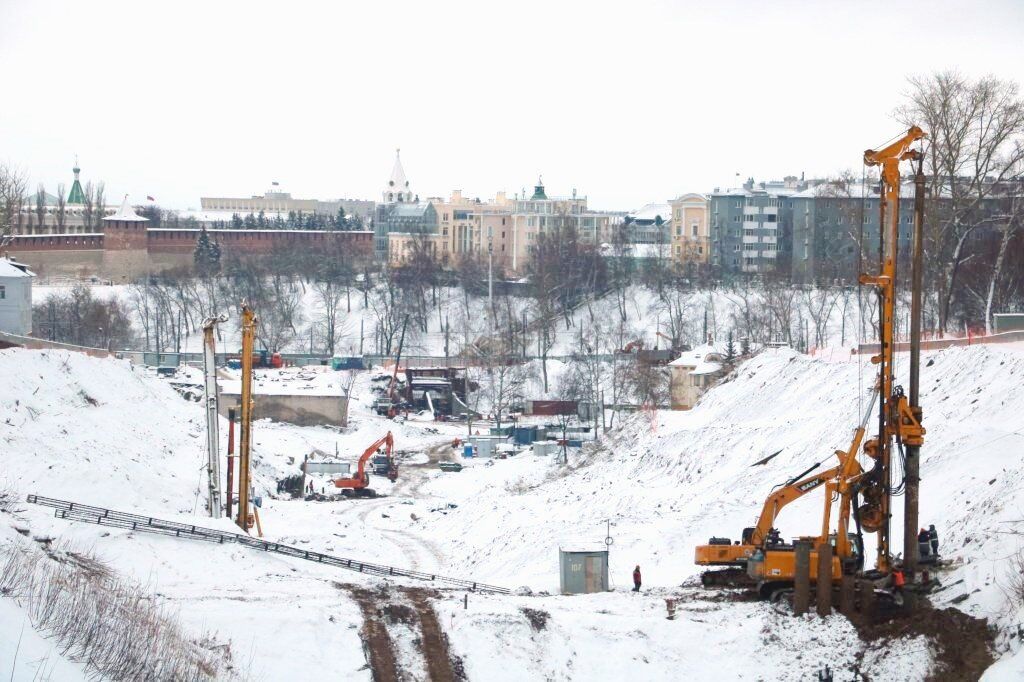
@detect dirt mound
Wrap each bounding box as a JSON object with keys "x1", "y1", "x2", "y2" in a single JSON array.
[{"x1": 855, "y1": 601, "x2": 993, "y2": 681}]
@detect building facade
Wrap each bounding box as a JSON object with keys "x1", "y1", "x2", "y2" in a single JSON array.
[
  {"x1": 710, "y1": 177, "x2": 805, "y2": 276},
  {"x1": 790, "y1": 181, "x2": 915, "y2": 284},
  {"x1": 0, "y1": 257, "x2": 34, "y2": 336},
  {"x1": 669, "y1": 193, "x2": 709, "y2": 267},
  {"x1": 509, "y1": 179, "x2": 617, "y2": 274},
  {"x1": 200, "y1": 189, "x2": 374, "y2": 223}
]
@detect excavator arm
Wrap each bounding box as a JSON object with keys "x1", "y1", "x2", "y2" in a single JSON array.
[{"x1": 334, "y1": 431, "x2": 394, "y2": 490}]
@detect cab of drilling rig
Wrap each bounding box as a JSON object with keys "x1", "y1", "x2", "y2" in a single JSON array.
[{"x1": 745, "y1": 532, "x2": 864, "y2": 600}]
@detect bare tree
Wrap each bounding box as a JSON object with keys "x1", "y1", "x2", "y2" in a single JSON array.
[
  {"x1": 984, "y1": 211, "x2": 1022, "y2": 333},
  {"x1": 55, "y1": 182, "x2": 67, "y2": 231},
  {"x1": 83, "y1": 181, "x2": 95, "y2": 231},
  {"x1": 0, "y1": 163, "x2": 28, "y2": 246},
  {"x1": 898, "y1": 72, "x2": 1024, "y2": 333},
  {"x1": 34, "y1": 184, "x2": 46, "y2": 234}
]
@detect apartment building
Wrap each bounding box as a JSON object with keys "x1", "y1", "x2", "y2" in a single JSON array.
[
  {"x1": 508, "y1": 179, "x2": 616, "y2": 274},
  {"x1": 430, "y1": 190, "x2": 514, "y2": 270},
  {"x1": 709, "y1": 177, "x2": 804, "y2": 276}
]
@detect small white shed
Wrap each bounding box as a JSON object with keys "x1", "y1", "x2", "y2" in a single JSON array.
[{"x1": 0, "y1": 257, "x2": 34, "y2": 336}]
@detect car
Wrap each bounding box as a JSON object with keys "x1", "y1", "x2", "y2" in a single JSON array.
[{"x1": 438, "y1": 462, "x2": 463, "y2": 473}]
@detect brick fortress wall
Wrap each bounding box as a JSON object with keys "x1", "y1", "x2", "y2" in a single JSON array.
[{"x1": 5, "y1": 227, "x2": 374, "y2": 281}]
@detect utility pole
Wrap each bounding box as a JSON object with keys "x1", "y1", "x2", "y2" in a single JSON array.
[
  {"x1": 201, "y1": 315, "x2": 227, "y2": 518},
  {"x1": 487, "y1": 235, "x2": 494, "y2": 324},
  {"x1": 904, "y1": 156, "x2": 927, "y2": 574}
]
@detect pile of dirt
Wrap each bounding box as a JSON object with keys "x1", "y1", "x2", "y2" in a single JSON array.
[
  {"x1": 520, "y1": 607, "x2": 550, "y2": 631},
  {"x1": 854, "y1": 600, "x2": 994, "y2": 681}
]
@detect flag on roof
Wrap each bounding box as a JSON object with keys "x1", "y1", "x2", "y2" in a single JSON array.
[
  {"x1": 147, "y1": 195, "x2": 155, "y2": 201},
  {"x1": 272, "y1": 181, "x2": 279, "y2": 186}
]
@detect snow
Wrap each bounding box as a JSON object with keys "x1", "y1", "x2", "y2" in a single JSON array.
[
  {"x1": 3, "y1": 341, "x2": 1024, "y2": 678},
  {"x1": 0, "y1": 597, "x2": 87, "y2": 681}
]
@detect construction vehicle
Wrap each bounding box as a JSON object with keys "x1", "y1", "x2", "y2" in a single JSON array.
[
  {"x1": 333, "y1": 432, "x2": 398, "y2": 497},
  {"x1": 374, "y1": 316, "x2": 410, "y2": 416},
  {"x1": 695, "y1": 126, "x2": 927, "y2": 600}
]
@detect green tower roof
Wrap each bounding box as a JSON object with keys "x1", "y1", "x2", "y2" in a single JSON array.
[
  {"x1": 67, "y1": 163, "x2": 86, "y2": 205},
  {"x1": 530, "y1": 176, "x2": 547, "y2": 201}
]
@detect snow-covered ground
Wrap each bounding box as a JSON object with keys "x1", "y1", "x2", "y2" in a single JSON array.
[{"x1": 3, "y1": 343, "x2": 1024, "y2": 679}]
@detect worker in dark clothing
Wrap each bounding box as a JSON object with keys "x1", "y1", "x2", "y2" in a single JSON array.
[
  {"x1": 632, "y1": 565, "x2": 642, "y2": 592},
  {"x1": 917, "y1": 527, "x2": 931, "y2": 557},
  {"x1": 928, "y1": 525, "x2": 939, "y2": 556}
]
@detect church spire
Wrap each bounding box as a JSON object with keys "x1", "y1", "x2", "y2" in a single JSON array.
[
  {"x1": 384, "y1": 148, "x2": 413, "y2": 204},
  {"x1": 67, "y1": 156, "x2": 86, "y2": 205}
]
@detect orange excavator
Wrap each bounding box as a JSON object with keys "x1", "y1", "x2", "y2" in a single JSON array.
[{"x1": 333, "y1": 432, "x2": 398, "y2": 498}]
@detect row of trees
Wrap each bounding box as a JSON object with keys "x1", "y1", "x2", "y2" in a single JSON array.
[{"x1": 213, "y1": 208, "x2": 365, "y2": 232}]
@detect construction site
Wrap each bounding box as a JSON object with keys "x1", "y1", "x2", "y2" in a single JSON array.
[{"x1": 3, "y1": 124, "x2": 1024, "y2": 681}]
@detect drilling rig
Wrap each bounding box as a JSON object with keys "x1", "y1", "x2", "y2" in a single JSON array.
[{"x1": 695, "y1": 126, "x2": 927, "y2": 598}]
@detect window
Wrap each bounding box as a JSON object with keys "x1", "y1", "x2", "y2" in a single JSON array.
[
  {"x1": 698, "y1": 246, "x2": 703, "y2": 254},
  {"x1": 0, "y1": 285, "x2": 4, "y2": 299},
  {"x1": 691, "y1": 224, "x2": 698, "y2": 236}
]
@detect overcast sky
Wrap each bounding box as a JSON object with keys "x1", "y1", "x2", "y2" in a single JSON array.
[{"x1": 2, "y1": 0, "x2": 1023, "y2": 211}]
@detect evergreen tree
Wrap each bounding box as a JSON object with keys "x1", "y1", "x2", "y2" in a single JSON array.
[
  {"x1": 243, "y1": 212, "x2": 257, "y2": 228},
  {"x1": 336, "y1": 206, "x2": 347, "y2": 230},
  {"x1": 231, "y1": 213, "x2": 243, "y2": 229},
  {"x1": 257, "y1": 209, "x2": 267, "y2": 228},
  {"x1": 725, "y1": 331, "x2": 736, "y2": 364},
  {"x1": 193, "y1": 227, "x2": 221, "y2": 275}
]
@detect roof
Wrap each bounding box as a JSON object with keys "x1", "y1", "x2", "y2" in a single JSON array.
[
  {"x1": 628, "y1": 202, "x2": 671, "y2": 223},
  {"x1": 103, "y1": 195, "x2": 149, "y2": 223},
  {"x1": 387, "y1": 203, "x2": 433, "y2": 218},
  {"x1": 789, "y1": 180, "x2": 915, "y2": 200},
  {"x1": 669, "y1": 343, "x2": 725, "y2": 375},
  {"x1": 389, "y1": 149, "x2": 409, "y2": 190},
  {"x1": 0, "y1": 259, "x2": 34, "y2": 278},
  {"x1": 672, "y1": 192, "x2": 707, "y2": 204},
  {"x1": 711, "y1": 183, "x2": 800, "y2": 198}
]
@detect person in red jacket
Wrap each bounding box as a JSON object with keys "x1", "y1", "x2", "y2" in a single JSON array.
[
  {"x1": 632, "y1": 565, "x2": 642, "y2": 592},
  {"x1": 891, "y1": 564, "x2": 906, "y2": 605}
]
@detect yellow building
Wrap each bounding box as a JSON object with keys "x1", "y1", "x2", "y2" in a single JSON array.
[
  {"x1": 668, "y1": 345, "x2": 724, "y2": 410},
  {"x1": 429, "y1": 190, "x2": 514, "y2": 270},
  {"x1": 669, "y1": 193, "x2": 710, "y2": 266}
]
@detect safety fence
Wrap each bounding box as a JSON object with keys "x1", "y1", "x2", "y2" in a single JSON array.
[{"x1": 27, "y1": 495, "x2": 511, "y2": 595}]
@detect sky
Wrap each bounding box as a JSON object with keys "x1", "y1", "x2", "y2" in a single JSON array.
[{"x1": 1, "y1": 0, "x2": 1023, "y2": 212}]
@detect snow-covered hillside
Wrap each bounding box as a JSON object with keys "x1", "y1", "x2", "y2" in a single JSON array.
[{"x1": 3, "y1": 344, "x2": 1023, "y2": 679}]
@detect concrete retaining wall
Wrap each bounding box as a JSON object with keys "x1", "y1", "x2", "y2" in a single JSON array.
[{"x1": 218, "y1": 390, "x2": 349, "y2": 427}]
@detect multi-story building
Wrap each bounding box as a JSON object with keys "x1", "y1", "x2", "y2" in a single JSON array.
[
  {"x1": 508, "y1": 179, "x2": 617, "y2": 274},
  {"x1": 789, "y1": 180, "x2": 916, "y2": 284},
  {"x1": 624, "y1": 203, "x2": 672, "y2": 244},
  {"x1": 709, "y1": 177, "x2": 805, "y2": 276},
  {"x1": 429, "y1": 190, "x2": 515, "y2": 270},
  {"x1": 669, "y1": 193, "x2": 709, "y2": 267},
  {"x1": 375, "y1": 150, "x2": 440, "y2": 262},
  {"x1": 200, "y1": 189, "x2": 374, "y2": 223}
]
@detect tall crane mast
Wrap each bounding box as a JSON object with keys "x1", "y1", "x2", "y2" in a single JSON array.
[
  {"x1": 859, "y1": 126, "x2": 927, "y2": 573},
  {"x1": 237, "y1": 303, "x2": 257, "y2": 533},
  {"x1": 201, "y1": 314, "x2": 228, "y2": 519}
]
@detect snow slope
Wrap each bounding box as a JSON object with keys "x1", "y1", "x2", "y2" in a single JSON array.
[{"x1": 3, "y1": 344, "x2": 1023, "y2": 679}]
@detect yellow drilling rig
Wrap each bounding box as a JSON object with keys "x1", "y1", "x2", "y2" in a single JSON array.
[{"x1": 695, "y1": 127, "x2": 927, "y2": 599}]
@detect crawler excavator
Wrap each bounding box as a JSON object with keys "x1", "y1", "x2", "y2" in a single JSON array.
[
  {"x1": 333, "y1": 431, "x2": 398, "y2": 498},
  {"x1": 695, "y1": 126, "x2": 927, "y2": 600}
]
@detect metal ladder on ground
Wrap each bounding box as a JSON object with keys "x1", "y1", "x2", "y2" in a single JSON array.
[{"x1": 26, "y1": 495, "x2": 511, "y2": 595}]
